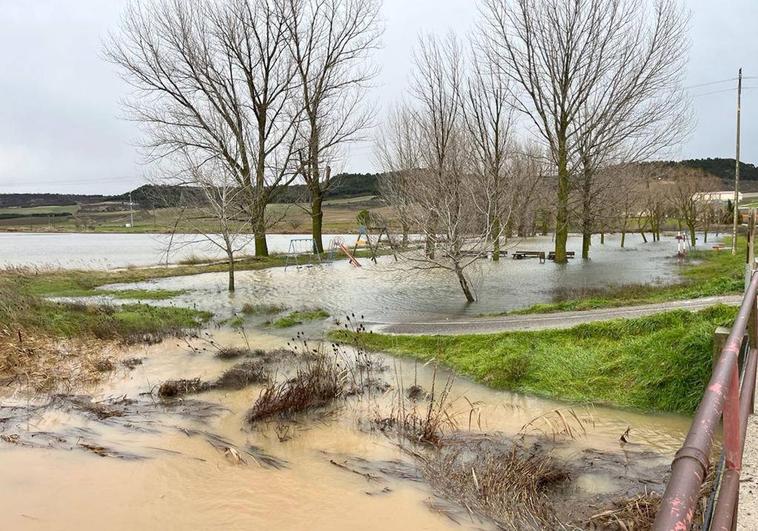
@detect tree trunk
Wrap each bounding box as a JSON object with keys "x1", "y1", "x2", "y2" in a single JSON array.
[
  {"x1": 253, "y1": 208, "x2": 268, "y2": 256},
  {"x1": 310, "y1": 187, "x2": 324, "y2": 254},
  {"x1": 401, "y1": 222, "x2": 409, "y2": 248},
  {"x1": 554, "y1": 145, "x2": 570, "y2": 263},
  {"x1": 425, "y1": 214, "x2": 437, "y2": 259},
  {"x1": 600, "y1": 232, "x2": 605, "y2": 244},
  {"x1": 580, "y1": 167, "x2": 593, "y2": 259},
  {"x1": 455, "y1": 265, "x2": 475, "y2": 303},
  {"x1": 227, "y1": 250, "x2": 236, "y2": 292},
  {"x1": 689, "y1": 224, "x2": 696, "y2": 247},
  {"x1": 492, "y1": 216, "x2": 501, "y2": 262}
]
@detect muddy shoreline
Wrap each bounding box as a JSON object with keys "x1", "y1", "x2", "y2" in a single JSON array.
[{"x1": 0, "y1": 319, "x2": 697, "y2": 530}]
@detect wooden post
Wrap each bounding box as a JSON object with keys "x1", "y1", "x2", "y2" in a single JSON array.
[{"x1": 714, "y1": 326, "x2": 732, "y2": 372}]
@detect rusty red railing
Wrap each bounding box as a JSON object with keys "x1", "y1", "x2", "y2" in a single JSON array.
[{"x1": 653, "y1": 271, "x2": 758, "y2": 530}]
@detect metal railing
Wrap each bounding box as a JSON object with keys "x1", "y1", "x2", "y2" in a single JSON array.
[{"x1": 653, "y1": 271, "x2": 758, "y2": 530}]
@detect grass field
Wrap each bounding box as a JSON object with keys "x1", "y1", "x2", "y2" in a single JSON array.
[
  {"x1": 0, "y1": 195, "x2": 393, "y2": 234},
  {"x1": 332, "y1": 305, "x2": 737, "y2": 414}
]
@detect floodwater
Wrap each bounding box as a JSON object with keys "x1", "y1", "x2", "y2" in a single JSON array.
[
  {"x1": 0, "y1": 231, "x2": 708, "y2": 528},
  {"x1": 106, "y1": 232, "x2": 689, "y2": 320},
  {"x1": 0, "y1": 232, "x2": 362, "y2": 269},
  {"x1": 0, "y1": 324, "x2": 691, "y2": 530}
]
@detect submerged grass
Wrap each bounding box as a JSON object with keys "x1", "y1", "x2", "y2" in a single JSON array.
[
  {"x1": 331, "y1": 305, "x2": 738, "y2": 414},
  {"x1": 488, "y1": 239, "x2": 745, "y2": 316},
  {"x1": 271, "y1": 309, "x2": 330, "y2": 328}
]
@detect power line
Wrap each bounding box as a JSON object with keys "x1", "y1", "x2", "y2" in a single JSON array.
[{"x1": 684, "y1": 77, "x2": 738, "y2": 90}]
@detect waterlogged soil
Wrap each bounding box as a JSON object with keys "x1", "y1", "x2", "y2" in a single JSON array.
[{"x1": 0, "y1": 324, "x2": 692, "y2": 530}]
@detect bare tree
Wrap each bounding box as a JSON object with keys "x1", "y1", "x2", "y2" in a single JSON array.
[
  {"x1": 378, "y1": 34, "x2": 500, "y2": 303},
  {"x1": 284, "y1": 0, "x2": 383, "y2": 253},
  {"x1": 666, "y1": 167, "x2": 721, "y2": 247},
  {"x1": 167, "y1": 159, "x2": 252, "y2": 292},
  {"x1": 462, "y1": 49, "x2": 516, "y2": 261},
  {"x1": 479, "y1": 0, "x2": 690, "y2": 263},
  {"x1": 106, "y1": 0, "x2": 300, "y2": 257}
]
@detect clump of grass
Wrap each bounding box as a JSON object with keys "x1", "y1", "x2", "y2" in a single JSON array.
[
  {"x1": 589, "y1": 491, "x2": 662, "y2": 530},
  {"x1": 241, "y1": 303, "x2": 286, "y2": 315},
  {"x1": 518, "y1": 408, "x2": 593, "y2": 441},
  {"x1": 158, "y1": 378, "x2": 212, "y2": 398},
  {"x1": 213, "y1": 360, "x2": 268, "y2": 390},
  {"x1": 272, "y1": 309, "x2": 330, "y2": 328},
  {"x1": 331, "y1": 305, "x2": 738, "y2": 413},
  {"x1": 225, "y1": 315, "x2": 246, "y2": 329},
  {"x1": 157, "y1": 361, "x2": 269, "y2": 397},
  {"x1": 374, "y1": 368, "x2": 456, "y2": 446},
  {"x1": 246, "y1": 354, "x2": 348, "y2": 423},
  {"x1": 215, "y1": 346, "x2": 254, "y2": 360},
  {"x1": 423, "y1": 435, "x2": 569, "y2": 530},
  {"x1": 178, "y1": 254, "x2": 212, "y2": 265}
]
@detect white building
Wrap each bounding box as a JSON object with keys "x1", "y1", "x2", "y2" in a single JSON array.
[{"x1": 693, "y1": 191, "x2": 742, "y2": 204}]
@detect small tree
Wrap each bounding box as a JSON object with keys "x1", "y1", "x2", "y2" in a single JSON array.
[{"x1": 666, "y1": 167, "x2": 721, "y2": 247}]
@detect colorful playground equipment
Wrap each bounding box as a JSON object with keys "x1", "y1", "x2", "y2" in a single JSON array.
[{"x1": 327, "y1": 237, "x2": 362, "y2": 267}]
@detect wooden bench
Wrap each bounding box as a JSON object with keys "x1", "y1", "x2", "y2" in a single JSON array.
[
  {"x1": 512, "y1": 251, "x2": 546, "y2": 264},
  {"x1": 547, "y1": 251, "x2": 575, "y2": 261}
]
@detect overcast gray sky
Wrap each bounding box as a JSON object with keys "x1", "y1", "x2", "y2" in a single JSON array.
[{"x1": 1, "y1": 0, "x2": 757, "y2": 194}]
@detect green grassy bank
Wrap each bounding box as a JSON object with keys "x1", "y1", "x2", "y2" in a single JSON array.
[
  {"x1": 332, "y1": 305, "x2": 737, "y2": 414},
  {"x1": 0, "y1": 271, "x2": 211, "y2": 344}
]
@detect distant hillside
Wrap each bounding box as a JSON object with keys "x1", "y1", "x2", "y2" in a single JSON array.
[
  {"x1": 668, "y1": 158, "x2": 758, "y2": 182},
  {"x1": 271, "y1": 172, "x2": 381, "y2": 203},
  {"x1": 0, "y1": 193, "x2": 105, "y2": 208}
]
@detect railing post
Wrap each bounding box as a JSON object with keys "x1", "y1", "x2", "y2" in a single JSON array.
[{"x1": 714, "y1": 327, "x2": 731, "y2": 372}]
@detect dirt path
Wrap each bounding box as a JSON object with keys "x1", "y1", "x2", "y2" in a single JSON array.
[{"x1": 369, "y1": 295, "x2": 742, "y2": 335}]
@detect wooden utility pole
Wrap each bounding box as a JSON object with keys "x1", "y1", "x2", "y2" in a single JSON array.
[{"x1": 732, "y1": 68, "x2": 743, "y2": 255}]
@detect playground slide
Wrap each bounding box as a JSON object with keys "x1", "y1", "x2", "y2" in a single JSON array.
[{"x1": 339, "y1": 244, "x2": 362, "y2": 267}]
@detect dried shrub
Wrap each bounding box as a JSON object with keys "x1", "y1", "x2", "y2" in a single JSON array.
[
  {"x1": 215, "y1": 347, "x2": 252, "y2": 360},
  {"x1": 213, "y1": 360, "x2": 268, "y2": 390},
  {"x1": 158, "y1": 378, "x2": 212, "y2": 398},
  {"x1": 246, "y1": 355, "x2": 348, "y2": 423},
  {"x1": 423, "y1": 435, "x2": 570, "y2": 530}
]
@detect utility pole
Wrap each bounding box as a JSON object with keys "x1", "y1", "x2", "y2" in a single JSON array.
[{"x1": 732, "y1": 68, "x2": 743, "y2": 255}]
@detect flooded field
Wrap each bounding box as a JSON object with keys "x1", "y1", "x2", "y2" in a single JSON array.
[
  {"x1": 0, "y1": 231, "x2": 709, "y2": 529},
  {"x1": 0, "y1": 232, "x2": 363, "y2": 269},
  {"x1": 0, "y1": 323, "x2": 691, "y2": 530},
  {"x1": 104, "y1": 233, "x2": 687, "y2": 320}
]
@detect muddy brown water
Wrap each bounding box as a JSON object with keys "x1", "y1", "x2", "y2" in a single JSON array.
[{"x1": 0, "y1": 324, "x2": 692, "y2": 530}]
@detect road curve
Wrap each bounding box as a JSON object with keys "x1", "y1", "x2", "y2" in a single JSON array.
[{"x1": 368, "y1": 295, "x2": 742, "y2": 336}]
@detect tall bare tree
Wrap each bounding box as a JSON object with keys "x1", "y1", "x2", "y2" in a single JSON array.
[
  {"x1": 479, "y1": 0, "x2": 690, "y2": 263},
  {"x1": 106, "y1": 0, "x2": 300, "y2": 257},
  {"x1": 462, "y1": 50, "x2": 516, "y2": 261},
  {"x1": 378, "y1": 34, "x2": 500, "y2": 303},
  {"x1": 284, "y1": 0, "x2": 383, "y2": 253}
]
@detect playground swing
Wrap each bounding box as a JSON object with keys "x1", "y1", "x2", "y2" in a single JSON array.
[
  {"x1": 352, "y1": 225, "x2": 398, "y2": 264},
  {"x1": 284, "y1": 238, "x2": 322, "y2": 270}
]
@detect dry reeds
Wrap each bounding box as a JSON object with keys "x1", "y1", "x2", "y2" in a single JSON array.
[
  {"x1": 0, "y1": 328, "x2": 121, "y2": 392},
  {"x1": 518, "y1": 407, "x2": 594, "y2": 441},
  {"x1": 246, "y1": 354, "x2": 348, "y2": 423},
  {"x1": 374, "y1": 366, "x2": 456, "y2": 446},
  {"x1": 423, "y1": 435, "x2": 570, "y2": 530}
]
